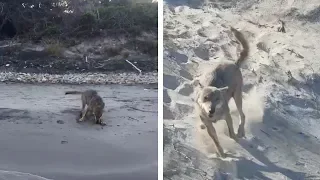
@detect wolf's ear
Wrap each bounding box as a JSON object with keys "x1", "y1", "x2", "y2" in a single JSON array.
[{"x1": 219, "y1": 86, "x2": 229, "y2": 95}]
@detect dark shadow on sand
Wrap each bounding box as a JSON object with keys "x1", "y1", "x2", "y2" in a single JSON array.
[
  {"x1": 237, "y1": 139, "x2": 305, "y2": 180},
  {"x1": 237, "y1": 91, "x2": 320, "y2": 179}
]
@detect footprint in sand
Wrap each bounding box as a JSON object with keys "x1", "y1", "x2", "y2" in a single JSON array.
[
  {"x1": 179, "y1": 68, "x2": 193, "y2": 80},
  {"x1": 163, "y1": 74, "x2": 180, "y2": 90},
  {"x1": 176, "y1": 31, "x2": 192, "y2": 39},
  {"x1": 297, "y1": 132, "x2": 310, "y2": 139},
  {"x1": 167, "y1": 49, "x2": 188, "y2": 64},
  {"x1": 194, "y1": 44, "x2": 210, "y2": 60},
  {"x1": 178, "y1": 82, "x2": 194, "y2": 96},
  {"x1": 197, "y1": 25, "x2": 220, "y2": 38},
  {"x1": 197, "y1": 28, "x2": 210, "y2": 38},
  {"x1": 257, "y1": 42, "x2": 270, "y2": 53},
  {"x1": 163, "y1": 89, "x2": 172, "y2": 103},
  {"x1": 220, "y1": 44, "x2": 233, "y2": 60},
  {"x1": 174, "y1": 103, "x2": 194, "y2": 119},
  {"x1": 164, "y1": 104, "x2": 175, "y2": 120},
  {"x1": 194, "y1": 42, "x2": 221, "y2": 61},
  {"x1": 271, "y1": 126, "x2": 280, "y2": 131}
]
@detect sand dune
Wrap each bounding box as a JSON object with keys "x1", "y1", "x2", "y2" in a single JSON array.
[{"x1": 163, "y1": 0, "x2": 320, "y2": 179}]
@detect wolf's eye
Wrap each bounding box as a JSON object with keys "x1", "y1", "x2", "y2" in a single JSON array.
[{"x1": 204, "y1": 96, "x2": 209, "y2": 101}]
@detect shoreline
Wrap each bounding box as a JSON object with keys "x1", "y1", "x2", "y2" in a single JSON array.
[{"x1": 0, "y1": 71, "x2": 158, "y2": 85}]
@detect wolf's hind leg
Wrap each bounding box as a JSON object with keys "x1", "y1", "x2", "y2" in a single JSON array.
[
  {"x1": 79, "y1": 106, "x2": 89, "y2": 122},
  {"x1": 233, "y1": 88, "x2": 246, "y2": 138}
]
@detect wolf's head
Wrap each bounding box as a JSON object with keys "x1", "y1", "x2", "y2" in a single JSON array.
[{"x1": 196, "y1": 85, "x2": 228, "y2": 118}]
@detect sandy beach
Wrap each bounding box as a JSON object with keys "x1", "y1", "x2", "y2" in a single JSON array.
[
  {"x1": 0, "y1": 83, "x2": 158, "y2": 180},
  {"x1": 163, "y1": 0, "x2": 320, "y2": 179}
]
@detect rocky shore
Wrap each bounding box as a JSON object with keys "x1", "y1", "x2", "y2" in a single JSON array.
[{"x1": 0, "y1": 71, "x2": 158, "y2": 85}]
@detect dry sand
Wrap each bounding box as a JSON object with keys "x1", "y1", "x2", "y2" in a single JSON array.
[
  {"x1": 0, "y1": 83, "x2": 157, "y2": 180},
  {"x1": 163, "y1": 0, "x2": 320, "y2": 179}
]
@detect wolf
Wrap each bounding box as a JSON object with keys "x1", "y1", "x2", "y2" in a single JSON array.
[
  {"x1": 65, "y1": 89, "x2": 105, "y2": 125},
  {"x1": 194, "y1": 27, "x2": 249, "y2": 158}
]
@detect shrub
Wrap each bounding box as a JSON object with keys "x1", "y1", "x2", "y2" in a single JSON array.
[
  {"x1": 0, "y1": 0, "x2": 157, "y2": 40},
  {"x1": 97, "y1": 2, "x2": 157, "y2": 34},
  {"x1": 44, "y1": 41, "x2": 64, "y2": 57},
  {"x1": 72, "y1": 13, "x2": 97, "y2": 37},
  {"x1": 103, "y1": 46, "x2": 123, "y2": 57}
]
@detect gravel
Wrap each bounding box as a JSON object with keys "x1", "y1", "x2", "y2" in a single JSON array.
[{"x1": 0, "y1": 71, "x2": 158, "y2": 85}]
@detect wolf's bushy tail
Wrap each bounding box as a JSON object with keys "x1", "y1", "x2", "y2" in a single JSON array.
[
  {"x1": 65, "y1": 91, "x2": 83, "y2": 95},
  {"x1": 230, "y1": 27, "x2": 249, "y2": 67}
]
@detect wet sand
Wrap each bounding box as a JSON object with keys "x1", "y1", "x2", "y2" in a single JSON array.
[{"x1": 0, "y1": 83, "x2": 158, "y2": 180}]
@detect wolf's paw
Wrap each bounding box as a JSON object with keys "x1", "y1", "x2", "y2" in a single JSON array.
[
  {"x1": 221, "y1": 152, "x2": 227, "y2": 158},
  {"x1": 100, "y1": 122, "x2": 107, "y2": 126},
  {"x1": 237, "y1": 128, "x2": 245, "y2": 138}
]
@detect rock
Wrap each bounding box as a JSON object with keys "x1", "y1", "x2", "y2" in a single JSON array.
[{"x1": 57, "y1": 120, "x2": 64, "y2": 124}]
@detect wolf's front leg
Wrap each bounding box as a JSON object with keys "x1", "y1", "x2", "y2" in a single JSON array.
[
  {"x1": 79, "y1": 107, "x2": 89, "y2": 122},
  {"x1": 201, "y1": 117, "x2": 226, "y2": 158},
  {"x1": 225, "y1": 113, "x2": 238, "y2": 142},
  {"x1": 93, "y1": 112, "x2": 102, "y2": 124}
]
